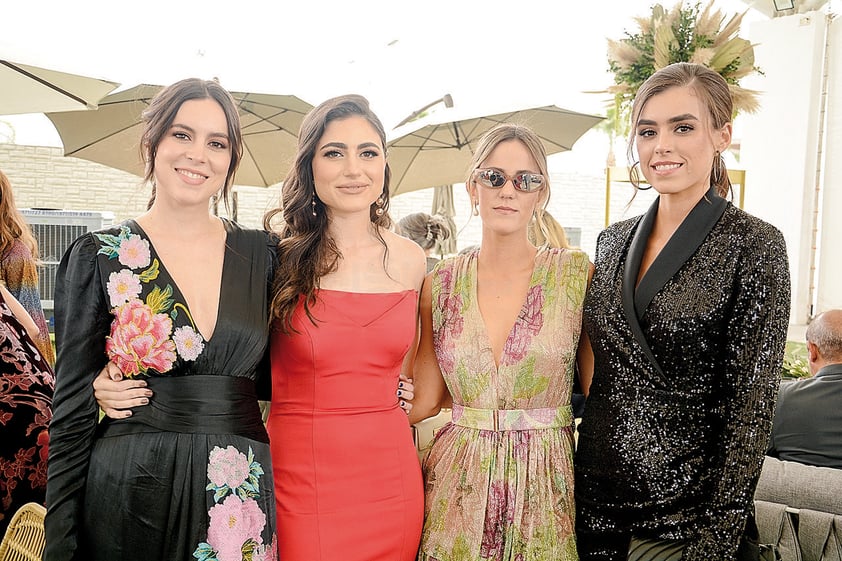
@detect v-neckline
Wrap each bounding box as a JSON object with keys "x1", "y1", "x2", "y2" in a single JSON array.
[
  {"x1": 470, "y1": 248, "x2": 542, "y2": 371},
  {"x1": 128, "y1": 218, "x2": 229, "y2": 343}
]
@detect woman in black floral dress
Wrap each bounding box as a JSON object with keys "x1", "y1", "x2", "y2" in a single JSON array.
[{"x1": 0, "y1": 284, "x2": 54, "y2": 534}]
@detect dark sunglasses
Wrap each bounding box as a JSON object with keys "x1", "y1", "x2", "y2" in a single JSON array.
[{"x1": 474, "y1": 168, "x2": 545, "y2": 192}]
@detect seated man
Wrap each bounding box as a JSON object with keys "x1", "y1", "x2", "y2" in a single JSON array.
[{"x1": 768, "y1": 309, "x2": 842, "y2": 469}]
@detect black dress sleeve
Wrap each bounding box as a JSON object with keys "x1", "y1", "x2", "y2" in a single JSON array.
[
  {"x1": 683, "y1": 224, "x2": 791, "y2": 560},
  {"x1": 44, "y1": 233, "x2": 111, "y2": 561},
  {"x1": 255, "y1": 230, "x2": 279, "y2": 402}
]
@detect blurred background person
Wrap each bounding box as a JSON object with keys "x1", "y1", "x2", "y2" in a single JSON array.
[
  {"x1": 767, "y1": 309, "x2": 842, "y2": 469},
  {"x1": 0, "y1": 169, "x2": 54, "y2": 365},
  {"x1": 0, "y1": 282, "x2": 54, "y2": 534},
  {"x1": 397, "y1": 212, "x2": 453, "y2": 273}
]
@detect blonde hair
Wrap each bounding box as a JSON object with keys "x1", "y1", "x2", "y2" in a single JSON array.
[
  {"x1": 529, "y1": 209, "x2": 571, "y2": 249},
  {"x1": 397, "y1": 212, "x2": 451, "y2": 251},
  {"x1": 0, "y1": 170, "x2": 39, "y2": 259}
]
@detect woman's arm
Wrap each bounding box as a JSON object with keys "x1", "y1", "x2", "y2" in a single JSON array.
[
  {"x1": 44, "y1": 234, "x2": 111, "y2": 561},
  {"x1": 682, "y1": 226, "x2": 791, "y2": 561},
  {"x1": 408, "y1": 273, "x2": 451, "y2": 425},
  {"x1": 576, "y1": 262, "x2": 595, "y2": 397}
]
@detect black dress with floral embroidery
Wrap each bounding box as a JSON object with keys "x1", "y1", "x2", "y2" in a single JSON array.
[
  {"x1": 44, "y1": 219, "x2": 278, "y2": 561},
  {"x1": 0, "y1": 290, "x2": 54, "y2": 535}
]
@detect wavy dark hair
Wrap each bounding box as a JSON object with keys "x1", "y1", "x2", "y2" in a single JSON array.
[
  {"x1": 264, "y1": 94, "x2": 392, "y2": 333},
  {"x1": 141, "y1": 78, "x2": 243, "y2": 209}
]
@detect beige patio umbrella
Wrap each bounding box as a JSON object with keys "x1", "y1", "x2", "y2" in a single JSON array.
[
  {"x1": 386, "y1": 104, "x2": 604, "y2": 195},
  {"x1": 46, "y1": 84, "x2": 313, "y2": 187},
  {"x1": 1, "y1": 59, "x2": 119, "y2": 115}
]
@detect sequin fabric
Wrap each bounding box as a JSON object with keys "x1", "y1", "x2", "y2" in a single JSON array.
[{"x1": 575, "y1": 202, "x2": 791, "y2": 561}]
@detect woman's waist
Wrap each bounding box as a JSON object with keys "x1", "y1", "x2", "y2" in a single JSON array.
[
  {"x1": 98, "y1": 375, "x2": 268, "y2": 442},
  {"x1": 269, "y1": 402, "x2": 404, "y2": 417},
  {"x1": 450, "y1": 403, "x2": 573, "y2": 431}
]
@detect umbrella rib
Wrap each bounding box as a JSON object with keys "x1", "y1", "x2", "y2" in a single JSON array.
[{"x1": 2, "y1": 60, "x2": 93, "y2": 109}]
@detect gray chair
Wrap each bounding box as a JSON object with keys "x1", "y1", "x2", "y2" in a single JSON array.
[{"x1": 755, "y1": 456, "x2": 842, "y2": 561}]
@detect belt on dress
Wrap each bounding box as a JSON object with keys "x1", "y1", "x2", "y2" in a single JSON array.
[
  {"x1": 97, "y1": 375, "x2": 269, "y2": 443},
  {"x1": 451, "y1": 404, "x2": 573, "y2": 432}
]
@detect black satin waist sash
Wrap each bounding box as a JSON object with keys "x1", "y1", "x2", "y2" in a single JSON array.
[{"x1": 98, "y1": 375, "x2": 269, "y2": 443}]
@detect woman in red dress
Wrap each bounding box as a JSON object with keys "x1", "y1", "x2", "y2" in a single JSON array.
[{"x1": 263, "y1": 94, "x2": 426, "y2": 561}]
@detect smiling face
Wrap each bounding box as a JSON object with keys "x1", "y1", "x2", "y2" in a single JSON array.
[
  {"x1": 468, "y1": 138, "x2": 546, "y2": 237},
  {"x1": 151, "y1": 98, "x2": 232, "y2": 210},
  {"x1": 634, "y1": 85, "x2": 731, "y2": 201},
  {"x1": 311, "y1": 115, "x2": 386, "y2": 219}
]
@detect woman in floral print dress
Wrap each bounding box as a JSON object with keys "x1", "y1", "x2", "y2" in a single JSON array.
[
  {"x1": 44, "y1": 79, "x2": 277, "y2": 561},
  {"x1": 409, "y1": 123, "x2": 593, "y2": 561}
]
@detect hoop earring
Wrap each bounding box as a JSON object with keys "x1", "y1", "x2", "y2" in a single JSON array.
[
  {"x1": 311, "y1": 193, "x2": 317, "y2": 217},
  {"x1": 711, "y1": 151, "x2": 725, "y2": 186},
  {"x1": 374, "y1": 196, "x2": 385, "y2": 217},
  {"x1": 630, "y1": 161, "x2": 652, "y2": 191}
]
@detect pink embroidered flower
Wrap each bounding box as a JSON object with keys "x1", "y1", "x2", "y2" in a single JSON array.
[
  {"x1": 173, "y1": 326, "x2": 204, "y2": 361},
  {"x1": 117, "y1": 234, "x2": 151, "y2": 269},
  {"x1": 106, "y1": 299, "x2": 176, "y2": 377},
  {"x1": 502, "y1": 285, "x2": 544, "y2": 365},
  {"x1": 206, "y1": 495, "x2": 266, "y2": 561},
  {"x1": 207, "y1": 446, "x2": 251, "y2": 490},
  {"x1": 106, "y1": 270, "x2": 142, "y2": 306},
  {"x1": 253, "y1": 535, "x2": 278, "y2": 561}
]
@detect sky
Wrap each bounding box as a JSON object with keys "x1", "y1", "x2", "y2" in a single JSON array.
[{"x1": 1, "y1": 0, "x2": 767, "y2": 172}]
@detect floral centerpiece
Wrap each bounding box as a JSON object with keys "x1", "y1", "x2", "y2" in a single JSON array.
[{"x1": 601, "y1": 1, "x2": 762, "y2": 151}]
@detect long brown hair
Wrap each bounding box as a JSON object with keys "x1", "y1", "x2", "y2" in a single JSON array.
[
  {"x1": 0, "y1": 170, "x2": 39, "y2": 259},
  {"x1": 141, "y1": 78, "x2": 244, "y2": 209},
  {"x1": 264, "y1": 94, "x2": 392, "y2": 333},
  {"x1": 628, "y1": 62, "x2": 733, "y2": 198}
]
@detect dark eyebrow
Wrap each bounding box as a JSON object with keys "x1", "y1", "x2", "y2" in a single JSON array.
[
  {"x1": 637, "y1": 113, "x2": 699, "y2": 126},
  {"x1": 319, "y1": 141, "x2": 382, "y2": 151},
  {"x1": 171, "y1": 123, "x2": 229, "y2": 141}
]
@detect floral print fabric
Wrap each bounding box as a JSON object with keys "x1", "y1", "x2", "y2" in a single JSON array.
[
  {"x1": 418, "y1": 248, "x2": 589, "y2": 561},
  {"x1": 95, "y1": 224, "x2": 205, "y2": 377},
  {"x1": 0, "y1": 292, "x2": 54, "y2": 534},
  {"x1": 45, "y1": 220, "x2": 277, "y2": 561},
  {"x1": 194, "y1": 446, "x2": 276, "y2": 561}
]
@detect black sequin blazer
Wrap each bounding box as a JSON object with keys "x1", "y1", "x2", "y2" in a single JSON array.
[{"x1": 575, "y1": 190, "x2": 791, "y2": 561}]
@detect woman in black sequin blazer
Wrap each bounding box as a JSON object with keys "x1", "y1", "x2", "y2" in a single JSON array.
[{"x1": 574, "y1": 63, "x2": 792, "y2": 561}]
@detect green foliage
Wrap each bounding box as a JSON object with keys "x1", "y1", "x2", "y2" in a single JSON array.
[
  {"x1": 782, "y1": 341, "x2": 811, "y2": 379},
  {"x1": 602, "y1": 1, "x2": 762, "y2": 139}
]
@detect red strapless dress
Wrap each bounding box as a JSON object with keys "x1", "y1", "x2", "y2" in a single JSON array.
[{"x1": 268, "y1": 289, "x2": 423, "y2": 561}]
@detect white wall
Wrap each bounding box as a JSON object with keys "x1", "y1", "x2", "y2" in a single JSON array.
[
  {"x1": 816, "y1": 14, "x2": 842, "y2": 314},
  {"x1": 740, "y1": 11, "x2": 831, "y2": 324}
]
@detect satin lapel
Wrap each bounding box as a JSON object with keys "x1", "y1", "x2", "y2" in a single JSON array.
[
  {"x1": 622, "y1": 199, "x2": 664, "y2": 376},
  {"x1": 634, "y1": 188, "x2": 728, "y2": 316}
]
